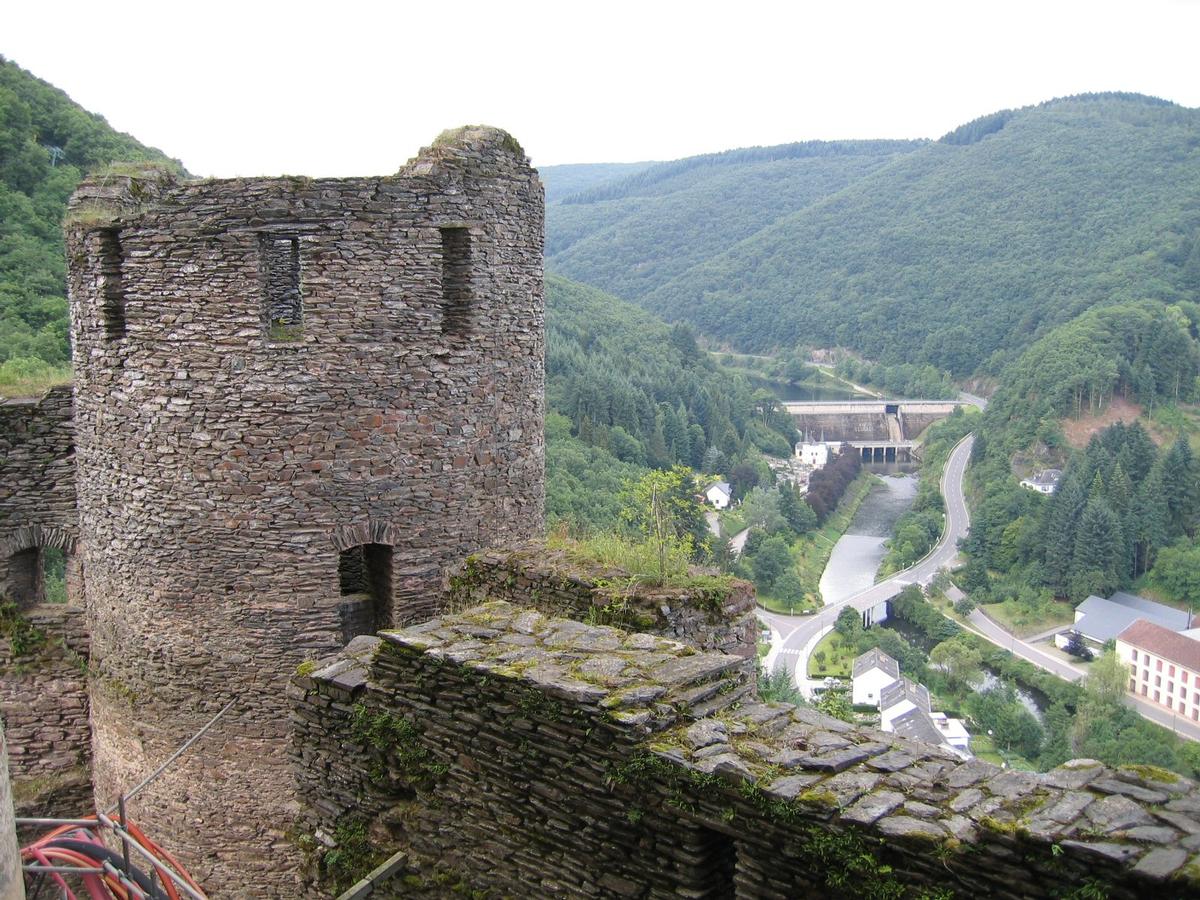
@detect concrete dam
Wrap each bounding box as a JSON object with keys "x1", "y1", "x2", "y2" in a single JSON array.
[{"x1": 785, "y1": 400, "x2": 965, "y2": 461}]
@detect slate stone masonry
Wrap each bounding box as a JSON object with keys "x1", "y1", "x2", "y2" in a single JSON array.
[
  {"x1": 0, "y1": 602, "x2": 91, "y2": 833},
  {"x1": 0, "y1": 387, "x2": 79, "y2": 605},
  {"x1": 443, "y1": 542, "x2": 757, "y2": 658},
  {"x1": 65, "y1": 127, "x2": 544, "y2": 895},
  {"x1": 292, "y1": 601, "x2": 1200, "y2": 898}
]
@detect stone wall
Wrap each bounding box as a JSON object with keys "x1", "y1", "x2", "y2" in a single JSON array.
[
  {"x1": 443, "y1": 542, "x2": 756, "y2": 658},
  {"x1": 0, "y1": 603, "x2": 92, "y2": 832},
  {"x1": 66, "y1": 127, "x2": 545, "y2": 895},
  {"x1": 0, "y1": 387, "x2": 79, "y2": 606},
  {"x1": 292, "y1": 601, "x2": 1200, "y2": 899}
]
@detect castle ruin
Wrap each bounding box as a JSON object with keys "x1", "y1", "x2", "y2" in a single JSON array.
[
  {"x1": 34, "y1": 126, "x2": 543, "y2": 893},
  {"x1": 1, "y1": 125, "x2": 1200, "y2": 898}
]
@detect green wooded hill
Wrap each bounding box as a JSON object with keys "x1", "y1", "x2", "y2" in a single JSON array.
[
  {"x1": 549, "y1": 94, "x2": 1200, "y2": 378},
  {"x1": 0, "y1": 56, "x2": 181, "y2": 377},
  {"x1": 545, "y1": 140, "x2": 923, "y2": 307},
  {"x1": 539, "y1": 161, "x2": 655, "y2": 205},
  {"x1": 545, "y1": 275, "x2": 800, "y2": 530}
]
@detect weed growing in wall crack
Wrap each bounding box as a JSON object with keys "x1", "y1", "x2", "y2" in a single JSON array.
[
  {"x1": 349, "y1": 703, "x2": 448, "y2": 787},
  {"x1": 0, "y1": 602, "x2": 48, "y2": 662}
]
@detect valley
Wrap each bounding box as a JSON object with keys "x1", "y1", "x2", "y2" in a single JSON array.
[{"x1": 4, "y1": 45, "x2": 1200, "y2": 895}]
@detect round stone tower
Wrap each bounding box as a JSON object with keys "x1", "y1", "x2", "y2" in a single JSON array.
[{"x1": 65, "y1": 128, "x2": 544, "y2": 894}]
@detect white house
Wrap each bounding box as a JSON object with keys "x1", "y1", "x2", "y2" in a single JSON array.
[
  {"x1": 705, "y1": 482, "x2": 732, "y2": 510},
  {"x1": 1117, "y1": 618, "x2": 1200, "y2": 723},
  {"x1": 795, "y1": 442, "x2": 830, "y2": 469},
  {"x1": 795, "y1": 441, "x2": 842, "y2": 469},
  {"x1": 929, "y1": 711, "x2": 972, "y2": 756},
  {"x1": 1019, "y1": 469, "x2": 1062, "y2": 494},
  {"x1": 879, "y1": 678, "x2": 931, "y2": 732},
  {"x1": 891, "y1": 708, "x2": 972, "y2": 759},
  {"x1": 851, "y1": 648, "x2": 899, "y2": 706}
]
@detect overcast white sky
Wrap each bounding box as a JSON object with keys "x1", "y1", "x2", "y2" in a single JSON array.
[{"x1": 6, "y1": 0, "x2": 1200, "y2": 177}]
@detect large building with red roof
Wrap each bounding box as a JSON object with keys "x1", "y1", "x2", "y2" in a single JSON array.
[{"x1": 1117, "y1": 618, "x2": 1200, "y2": 721}]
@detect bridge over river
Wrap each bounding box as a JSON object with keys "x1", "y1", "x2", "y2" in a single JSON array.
[{"x1": 785, "y1": 399, "x2": 969, "y2": 462}]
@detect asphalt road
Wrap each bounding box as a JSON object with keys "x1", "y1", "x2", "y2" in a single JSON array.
[
  {"x1": 760, "y1": 434, "x2": 976, "y2": 696},
  {"x1": 965, "y1": 603, "x2": 1200, "y2": 742}
]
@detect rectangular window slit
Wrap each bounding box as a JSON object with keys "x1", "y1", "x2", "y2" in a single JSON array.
[
  {"x1": 98, "y1": 228, "x2": 126, "y2": 338},
  {"x1": 262, "y1": 235, "x2": 302, "y2": 340},
  {"x1": 440, "y1": 226, "x2": 472, "y2": 336}
]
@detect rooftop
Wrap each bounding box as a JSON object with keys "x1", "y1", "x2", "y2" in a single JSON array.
[
  {"x1": 880, "y1": 677, "x2": 931, "y2": 714},
  {"x1": 1118, "y1": 618, "x2": 1200, "y2": 672},
  {"x1": 891, "y1": 707, "x2": 947, "y2": 746},
  {"x1": 1073, "y1": 592, "x2": 1191, "y2": 643},
  {"x1": 853, "y1": 648, "x2": 900, "y2": 680}
]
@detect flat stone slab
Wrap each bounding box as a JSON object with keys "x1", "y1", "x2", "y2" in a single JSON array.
[
  {"x1": 841, "y1": 790, "x2": 906, "y2": 825},
  {"x1": 1091, "y1": 777, "x2": 1171, "y2": 804},
  {"x1": 766, "y1": 773, "x2": 823, "y2": 799},
  {"x1": 1134, "y1": 847, "x2": 1189, "y2": 880},
  {"x1": 1086, "y1": 794, "x2": 1154, "y2": 831},
  {"x1": 865, "y1": 750, "x2": 915, "y2": 772},
  {"x1": 877, "y1": 816, "x2": 946, "y2": 841}
]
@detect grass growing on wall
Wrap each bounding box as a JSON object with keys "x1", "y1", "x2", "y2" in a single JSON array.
[{"x1": 0, "y1": 360, "x2": 71, "y2": 400}]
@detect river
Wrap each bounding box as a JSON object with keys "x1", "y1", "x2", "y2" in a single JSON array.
[
  {"x1": 746, "y1": 371, "x2": 917, "y2": 604},
  {"x1": 818, "y1": 469, "x2": 918, "y2": 604}
]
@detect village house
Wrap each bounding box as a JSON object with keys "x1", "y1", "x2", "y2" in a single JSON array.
[
  {"x1": 705, "y1": 481, "x2": 732, "y2": 510},
  {"x1": 1019, "y1": 469, "x2": 1062, "y2": 494},
  {"x1": 851, "y1": 647, "x2": 900, "y2": 706},
  {"x1": 853, "y1": 650, "x2": 973, "y2": 758}
]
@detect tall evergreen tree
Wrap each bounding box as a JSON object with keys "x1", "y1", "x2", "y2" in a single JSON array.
[
  {"x1": 1131, "y1": 462, "x2": 1170, "y2": 575},
  {"x1": 1163, "y1": 437, "x2": 1199, "y2": 538},
  {"x1": 1042, "y1": 475, "x2": 1085, "y2": 593},
  {"x1": 1070, "y1": 496, "x2": 1123, "y2": 600}
]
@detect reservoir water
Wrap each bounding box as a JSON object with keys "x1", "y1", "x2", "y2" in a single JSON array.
[
  {"x1": 743, "y1": 373, "x2": 867, "y2": 403},
  {"x1": 818, "y1": 469, "x2": 918, "y2": 604}
]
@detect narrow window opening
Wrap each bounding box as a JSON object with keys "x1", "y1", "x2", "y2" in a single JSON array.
[
  {"x1": 41, "y1": 547, "x2": 68, "y2": 603},
  {"x1": 98, "y1": 228, "x2": 126, "y2": 339},
  {"x1": 6, "y1": 547, "x2": 43, "y2": 609},
  {"x1": 440, "y1": 226, "x2": 472, "y2": 336},
  {"x1": 262, "y1": 235, "x2": 302, "y2": 340},
  {"x1": 693, "y1": 827, "x2": 737, "y2": 899},
  {"x1": 337, "y1": 544, "x2": 392, "y2": 643}
]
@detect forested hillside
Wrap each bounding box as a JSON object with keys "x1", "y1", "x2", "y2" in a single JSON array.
[
  {"x1": 0, "y1": 56, "x2": 180, "y2": 385},
  {"x1": 549, "y1": 94, "x2": 1200, "y2": 378},
  {"x1": 962, "y1": 299, "x2": 1200, "y2": 612},
  {"x1": 539, "y1": 161, "x2": 654, "y2": 205},
  {"x1": 545, "y1": 275, "x2": 798, "y2": 530},
  {"x1": 546, "y1": 140, "x2": 922, "y2": 304}
]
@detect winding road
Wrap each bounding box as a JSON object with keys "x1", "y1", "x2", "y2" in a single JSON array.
[
  {"x1": 757, "y1": 420, "x2": 1200, "y2": 741},
  {"x1": 761, "y1": 434, "x2": 976, "y2": 697}
]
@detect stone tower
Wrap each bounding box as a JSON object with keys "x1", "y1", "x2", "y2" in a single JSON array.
[{"x1": 64, "y1": 127, "x2": 544, "y2": 894}]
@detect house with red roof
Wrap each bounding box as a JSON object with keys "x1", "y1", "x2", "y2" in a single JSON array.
[{"x1": 1116, "y1": 618, "x2": 1200, "y2": 722}]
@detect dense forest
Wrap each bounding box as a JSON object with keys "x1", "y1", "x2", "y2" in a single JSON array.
[
  {"x1": 0, "y1": 56, "x2": 179, "y2": 385},
  {"x1": 962, "y1": 299, "x2": 1200, "y2": 613},
  {"x1": 549, "y1": 94, "x2": 1200, "y2": 379},
  {"x1": 539, "y1": 161, "x2": 654, "y2": 205},
  {"x1": 545, "y1": 275, "x2": 798, "y2": 530},
  {"x1": 543, "y1": 140, "x2": 921, "y2": 305}
]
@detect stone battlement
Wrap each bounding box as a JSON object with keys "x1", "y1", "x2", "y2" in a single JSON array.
[
  {"x1": 292, "y1": 601, "x2": 1200, "y2": 898},
  {"x1": 443, "y1": 541, "x2": 757, "y2": 658}
]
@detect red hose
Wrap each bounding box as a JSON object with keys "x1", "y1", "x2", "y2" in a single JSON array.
[{"x1": 22, "y1": 816, "x2": 204, "y2": 900}]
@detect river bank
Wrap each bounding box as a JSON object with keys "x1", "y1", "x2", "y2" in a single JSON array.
[
  {"x1": 819, "y1": 470, "x2": 919, "y2": 604},
  {"x1": 756, "y1": 470, "x2": 876, "y2": 615}
]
